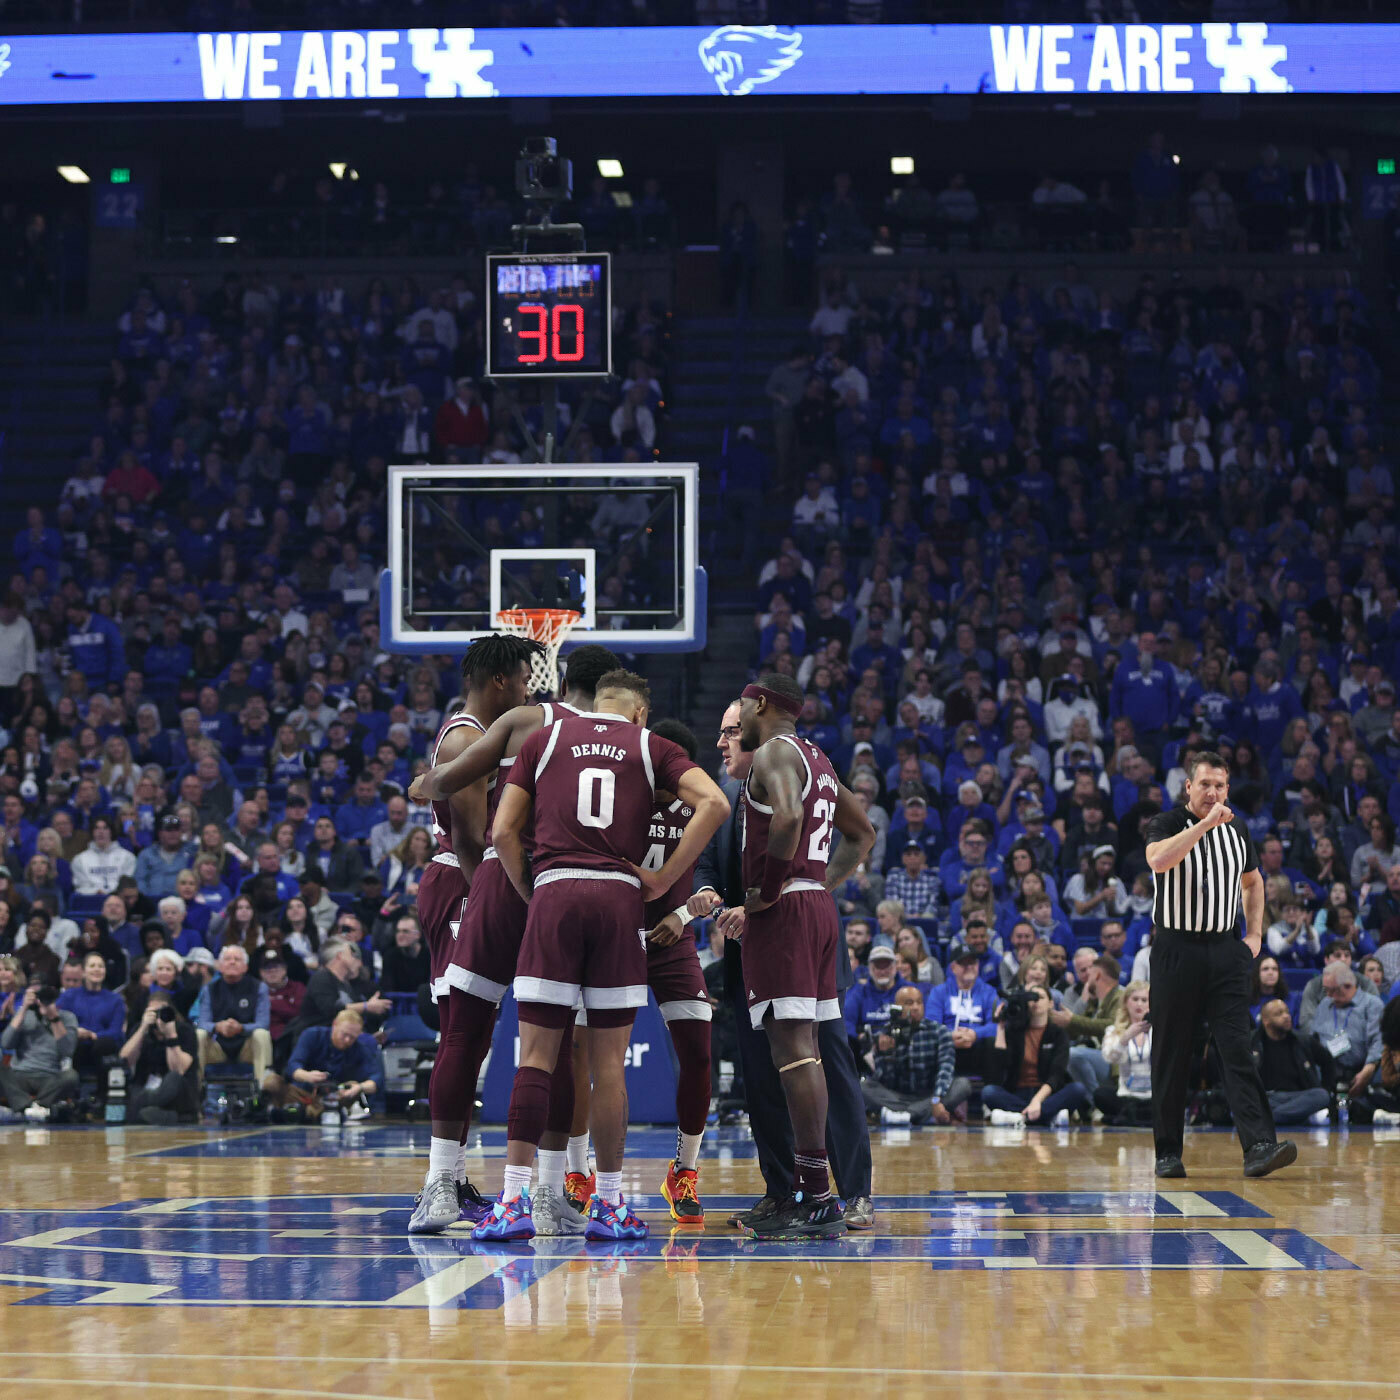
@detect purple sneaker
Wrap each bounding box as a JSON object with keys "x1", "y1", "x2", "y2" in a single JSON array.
[
  {"x1": 457, "y1": 1179, "x2": 493, "y2": 1226},
  {"x1": 472, "y1": 1189, "x2": 536, "y2": 1243},
  {"x1": 585, "y1": 1195, "x2": 649, "y2": 1242}
]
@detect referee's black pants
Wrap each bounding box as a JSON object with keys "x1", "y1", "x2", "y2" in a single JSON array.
[
  {"x1": 725, "y1": 948, "x2": 872, "y2": 1201},
  {"x1": 1149, "y1": 929, "x2": 1276, "y2": 1160}
]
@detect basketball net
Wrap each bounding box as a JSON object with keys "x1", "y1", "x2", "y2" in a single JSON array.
[{"x1": 494, "y1": 608, "x2": 581, "y2": 698}]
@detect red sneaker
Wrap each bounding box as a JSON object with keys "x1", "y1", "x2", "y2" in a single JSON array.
[
  {"x1": 662, "y1": 1159, "x2": 704, "y2": 1226},
  {"x1": 564, "y1": 1170, "x2": 595, "y2": 1213}
]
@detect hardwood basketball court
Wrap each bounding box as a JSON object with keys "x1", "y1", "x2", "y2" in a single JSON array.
[{"x1": 0, "y1": 1122, "x2": 1391, "y2": 1398}]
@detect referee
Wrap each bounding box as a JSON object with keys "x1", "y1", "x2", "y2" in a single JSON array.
[{"x1": 1144, "y1": 751, "x2": 1297, "y2": 1179}]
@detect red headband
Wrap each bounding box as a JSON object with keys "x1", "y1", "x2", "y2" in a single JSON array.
[{"x1": 742, "y1": 683, "x2": 802, "y2": 718}]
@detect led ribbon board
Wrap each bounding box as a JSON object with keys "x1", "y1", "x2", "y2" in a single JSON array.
[{"x1": 2, "y1": 24, "x2": 1400, "y2": 104}]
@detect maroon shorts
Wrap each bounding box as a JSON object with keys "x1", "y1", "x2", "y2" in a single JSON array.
[
  {"x1": 514, "y1": 870, "x2": 646, "y2": 1013},
  {"x1": 740, "y1": 885, "x2": 841, "y2": 1028},
  {"x1": 416, "y1": 858, "x2": 470, "y2": 1001},
  {"x1": 443, "y1": 857, "x2": 528, "y2": 1005},
  {"x1": 647, "y1": 935, "x2": 711, "y2": 1024},
  {"x1": 576, "y1": 933, "x2": 711, "y2": 1028}
]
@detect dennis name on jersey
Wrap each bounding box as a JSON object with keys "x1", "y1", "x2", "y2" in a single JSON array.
[{"x1": 569, "y1": 742, "x2": 629, "y2": 762}]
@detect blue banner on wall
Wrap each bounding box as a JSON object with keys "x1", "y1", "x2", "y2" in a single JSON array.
[
  {"x1": 1, "y1": 23, "x2": 1400, "y2": 105},
  {"x1": 480, "y1": 991, "x2": 680, "y2": 1125}
]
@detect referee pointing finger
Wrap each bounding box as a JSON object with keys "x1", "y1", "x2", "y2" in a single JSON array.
[{"x1": 1144, "y1": 751, "x2": 1297, "y2": 1180}]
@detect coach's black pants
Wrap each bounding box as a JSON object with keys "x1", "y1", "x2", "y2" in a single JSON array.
[
  {"x1": 1150, "y1": 929, "x2": 1276, "y2": 1160},
  {"x1": 726, "y1": 966, "x2": 872, "y2": 1201}
]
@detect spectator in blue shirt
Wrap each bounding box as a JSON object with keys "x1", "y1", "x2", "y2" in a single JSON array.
[
  {"x1": 239, "y1": 844, "x2": 301, "y2": 905},
  {"x1": 134, "y1": 815, "x2": 191, "y2": 901},
  {"x1": 939, "y1": 821, "x2": 1006, "y2": 899},
  {"x1": 334, "y1": 774, "x2": 389, "y2": 848},
  {"x1": 1245, "y1": 660, "x2": 1305, "y2": 759},
  {"x1": 886, "y1": 792, "x2": 940, "y2": 869},
  {"x1": 926, "y1": 946, "x2": 1002, "y2": 1085},
  {"x1": 278, "y1": 1009, "x2": 385, "y2": 1118},
  {"x1": 66, "y1": 601, "x2": 126, "y2": 690},
  {"x1": 13, "y1": 508, "x2": 63, "y2": 577},
  {"x1": 947, "y1": 915, "x2": 1003, "y2": 987},
  {"x1": 851, "y1": 615, "x2": 904, "y2": 689},
  {"x1": 57, "y1": 951, "x2": 127, "y2": 1080},
  {"x1": 843, "y1": 942, "x2": 911, "y2": 1045},
  {"x1": 1109, "y1": 632, "x2": 1179, "y2": 752}
]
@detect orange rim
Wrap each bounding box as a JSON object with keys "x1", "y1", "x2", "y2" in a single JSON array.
[{"x1": 494, "y1": 608, "x2": 581, "y2": 643}]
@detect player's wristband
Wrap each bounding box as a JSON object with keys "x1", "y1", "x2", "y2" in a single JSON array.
[
  {"x1": 759, "y1": 854, "x2": 793, "y2": 904},
  {"x1": 671, "y1": 903, "x2": 695, "y2": 928}
]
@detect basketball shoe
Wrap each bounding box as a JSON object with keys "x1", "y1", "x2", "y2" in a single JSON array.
[
  {"x1": 534, "y1": 1183, "x2": 587, "y2": 1236},
  {"x1": 472, "y1": 1189, "x2": 537, "y2": 1242},
  {"x1": 457, "y1": 1178, "x2": 493, "y2": 1226},
  {"x1": 564, "y1": 1170, "x2": 595, "y2": 1212},
  {"x1": 408, "y1": 1172, "x2": 461, "y2": 1235},
  {"x1": 661, "y1": 1160, "x2": 704, "y2": 1226},
  {"x1": 747, "y1": 1192, "x2": 845, "y2": 1240},
  {"x1": 584, "y1": 1195, "x2": 649, "y2": 1241}
]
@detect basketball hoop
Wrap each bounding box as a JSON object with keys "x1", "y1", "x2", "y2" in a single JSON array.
[{"x1": 494, "y1": 607, "x2": 582, "y2": 698}]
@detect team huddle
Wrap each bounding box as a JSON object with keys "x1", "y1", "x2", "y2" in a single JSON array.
[{"x1": 404, "y1": 639, "x2": 874, "y2": 1241}]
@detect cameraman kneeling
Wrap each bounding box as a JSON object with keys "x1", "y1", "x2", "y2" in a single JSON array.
[
  {"x1": 119, "y1": 989, "x2": 200, "y2": 1125},
  {"x1": 983, "y1": 986, "x2": 1090, "y2": 1127},
  {"x1": 268, "y1": 1010, "x2": 383, "y2": 1121},
  {"x1": 861, "y1": 985, "x2": 971, "y2": 1125}
]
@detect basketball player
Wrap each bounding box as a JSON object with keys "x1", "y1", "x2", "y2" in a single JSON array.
[
  {"x1": 409, "y1": 634, "x2": 541, "y2": 1230},
  {"x1": 733, "y1": 674, "x2": 875, "y2": 1239},
  {"x1": 472, "y1": 670, "x2": 729, "y2": 1243},
  {"x1": 568, "y1": 717, "x2": 715, "y2": 1226},
  {"x1": 407, "y1": 643, "x2": 622, "y2": 1236}
]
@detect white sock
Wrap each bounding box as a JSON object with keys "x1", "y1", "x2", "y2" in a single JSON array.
[
  {"x1": 427, "y1": 1137, "x2": 457, "y2": 1179},
  {"x1": 566, "y1": 1134, "x2": 591, "y2": 1175},
  {"x1": 502, "y1": 1164, "x2": 533, "y2": 1202},
  {"x1": 596, "y1": 1170, "x2": 622, "y2": 1205},
  {"x1": 677, "y1": 1130, "x2": 703, "y2": 1172},
  {"x1": 537, "y1": 1148, "x2": 566, "y2": 1191},
  {"x1": 454, "y1": 1142, "x2": 468, "y2": 1184}
]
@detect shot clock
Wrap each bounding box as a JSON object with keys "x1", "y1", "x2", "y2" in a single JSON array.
[{"x1": 486, "y1": 252, "x2": 612, "y2": 379}]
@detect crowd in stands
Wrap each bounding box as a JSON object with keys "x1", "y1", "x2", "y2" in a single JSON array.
[
  {"x1": 785, "y1": 141, "x2": 1351, "y2": 276},
  {"x1": 756, "y1": 244, "x2": 1400, "y2": 1129},
  {"x1": 0, "y1": 264, "x2": 672, "y2": 1121},
  {"x1": 162, "y1": 167, "x2": 679, "y2": 260}
]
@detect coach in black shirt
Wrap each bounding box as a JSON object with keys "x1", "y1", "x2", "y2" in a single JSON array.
[{"x1": 1144, "y1": 750, "x2": 1296, "y2": 1180}]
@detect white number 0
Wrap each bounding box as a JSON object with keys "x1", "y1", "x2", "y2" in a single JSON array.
[
  {"x1": 808, "y1": 798, "x2": 834, "y2": 863},
  {"x1": 577, "y1": 767, "x2": 616, "y2": 829}
]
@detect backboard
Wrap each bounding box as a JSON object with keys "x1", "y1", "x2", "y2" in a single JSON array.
[{"x1": 381, "y1": 463, "x2": 705, "y2": 655}]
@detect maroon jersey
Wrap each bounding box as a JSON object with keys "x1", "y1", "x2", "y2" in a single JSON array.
[
  {"x1": 506, "y1": 713, "x2": 697, "y2": 879},
  {"x1": 484, "y1": 700, "x2": 582, "y2": 853},
  {"x1": 428, "y1": 710, "x2": 487, "y2": 860},
  {"x1": 641, "y1": 796, "x2": 698, "y2": 927},
  {"x1": 741, "y1": 733, "x2": 840, "y2": 890}
]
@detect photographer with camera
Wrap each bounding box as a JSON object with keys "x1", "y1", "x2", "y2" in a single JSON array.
[
  {"x1": 860, "y1": 984, "x2": 970, "y2": 1125},
  {"x1": 269, "y1": 1009, "x2": 383, "y2": 1122},
  {"x1": 119, "y1": 988, "x2": 199, "y2": 1125},
  {"x1": 844, "y1": 941, "x2": 911, "y2": 1059},
  {"x1": 983, "y1": 985, "x2": 1090, "y2": 1127},
  {"x1": 0, "y1": 983, "x2": 79, "y2": 1122}
]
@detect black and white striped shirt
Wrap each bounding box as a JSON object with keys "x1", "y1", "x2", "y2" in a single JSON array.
[{"x1": 1144, "y1": 806, "x2": 1258, "y2": 937}]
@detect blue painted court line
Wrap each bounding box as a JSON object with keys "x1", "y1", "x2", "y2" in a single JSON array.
[
  {"x1": 0, "y1": 1220, "x2": 1355, "y2": 1307},
  {"x1": 0, "y1": 1188, "x2": 1270, "y2": 1221}
]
